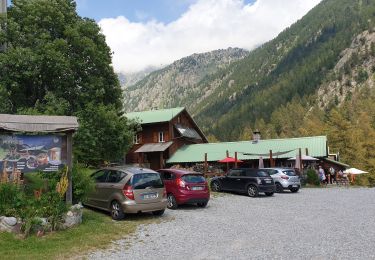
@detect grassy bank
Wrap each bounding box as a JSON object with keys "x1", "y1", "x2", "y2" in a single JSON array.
[{"x1": 0, "y1": 208, "x2": 162, "y2": 259}]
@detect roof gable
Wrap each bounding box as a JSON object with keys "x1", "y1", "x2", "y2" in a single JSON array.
[
  {"x1": 167, "y1": 136, "x2": 327, "y2": 163},
  {"x1": 125, "y1": 107, "x2": 185, "y2": 124}
]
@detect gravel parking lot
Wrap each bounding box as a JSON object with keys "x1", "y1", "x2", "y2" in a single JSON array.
[{"x1": 89, "y1": 188, "x2": 375, "y2": 260}]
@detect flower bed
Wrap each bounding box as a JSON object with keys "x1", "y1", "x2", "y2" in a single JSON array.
[{"x1": 0, "y1": 166, "x2": 92, "y2": 238}]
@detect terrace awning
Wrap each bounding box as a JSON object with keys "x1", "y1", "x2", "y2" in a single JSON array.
[{"x1": 135, "y1": 141, "x2": 173, "y2": 153}]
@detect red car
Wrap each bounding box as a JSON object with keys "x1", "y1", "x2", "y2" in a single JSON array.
[{"x1": 157, "y1": 169, "x2": 210, "y2": 209}]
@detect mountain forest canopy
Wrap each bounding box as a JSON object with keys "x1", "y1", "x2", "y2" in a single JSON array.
[
  {"x1": 124, "y1": 0, "x2": 375, "y2": 184},
  {"x1": 0, "y1": 0, "x2": 135, "y2": 165}
]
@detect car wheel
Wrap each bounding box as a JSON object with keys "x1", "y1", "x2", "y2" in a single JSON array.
[
  {"x1": 290, "y1": 188, "x2": 299, "y2": 193},
  {"x1": 110, "y1": 200, "x2": 125, "y2": 220},
  {"x1": 265, "y1": 192, "x2": 274, "y2": 196},
  {"x1": 167, "y1": 194, "x2": 178, "y2": 209},
  {"x1": 197, "y1": 201, "x2": 208, "y2": 208},
  {"x1": 152, "y1": 209, "x2": 165, "y2": 216},
  {"x1": 275, "y1": 183, "x2": 283, "y2": 193},
  {"x1": 247, "y1": 185, "x2": 259, "y2": 197},
  {"x1": 211, "y1": 181, "x2": 221, "y2": 192}
]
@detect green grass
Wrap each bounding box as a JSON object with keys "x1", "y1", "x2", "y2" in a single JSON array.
[{"x1": 0, "y1": 209, "x2": 163, "y2": 259}]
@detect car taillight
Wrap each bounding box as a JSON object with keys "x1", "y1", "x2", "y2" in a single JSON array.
[
  {"x1": 281, "y1": 175, "x2": 289, "y2": 180},
  {"x1": 176, "y1": 178, "x2": 186, "y2": 189},
  {"x1": 122, "y1": 184, "x2": 134, "y2": 200},
  {"x1": 163, "y1": 188, "x2": 167, "y2": 198}
]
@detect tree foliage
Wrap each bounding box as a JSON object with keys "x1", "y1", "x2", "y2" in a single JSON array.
[{"x1": 0, "y1": 0, "x2": 134, "y2": 165}]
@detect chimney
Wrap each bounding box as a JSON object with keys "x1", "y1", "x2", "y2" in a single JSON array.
[{"x1": 252, "y1": 129, "x2": 261, "y2": 142}]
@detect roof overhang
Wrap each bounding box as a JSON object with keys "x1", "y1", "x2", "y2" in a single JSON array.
[
  {"x1": 0, "y1": 114, "x2": 79, "y2": 133},
  {"x1": 322, "y1": 158, "x2": 350, "y2": 168},
  {"x1": 135, "y1": 141, "x2": 173, "y2": 153}
]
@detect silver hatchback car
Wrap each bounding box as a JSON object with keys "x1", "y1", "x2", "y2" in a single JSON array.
[
  {"x1": 85, "y1": 167, "x2": 168, "y2": 220},
  {"x1": 261, "y1": 168, "x2": 301, "y2": 193}
]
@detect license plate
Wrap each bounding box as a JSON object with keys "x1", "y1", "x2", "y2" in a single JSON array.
[
  {"x1": 292, "y1": 185, "x2": 298, "y2": 187},
  {"x1": 142, "y1": 193, "x2": 157, "y2": 200},
  {"x1": 192, "y1": 186, "x2": 204, "y2": 190},
  {"x1": 265, "y1": 180, "x2": 271, "y2": 184}
]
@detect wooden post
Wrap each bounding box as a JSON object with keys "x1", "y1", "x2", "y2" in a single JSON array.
[
  {"x1": 299, "y1": 148, "x2": 303, "y2": 171},
  {"x1": 159, "y1": 151, "x2": 164, "y2": 169},
  {"x1": 66, "y1": 133, "x2": 73, "y2": 205},
  {"x1": 226, "y1": 150, "x2": 229, "y2": 171},
  {"x1": 235, "y1": 152, "x2": 238, "y2": 168},
  {"x1": 270, "y1": 150, "x2": 275, "y2": 167},
  {"x1": 305, "y1": 148, "x2": 309, "y2": 156},
  {"x1": 204, "y1": 153, "x2": 208, "y2": 176}
]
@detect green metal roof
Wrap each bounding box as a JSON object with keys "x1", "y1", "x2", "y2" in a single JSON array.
[
  {"x1": 167, "y1": 136, "x2": 327, "y2": 163},
  {"x1": 126, "y1": 107, "x2": 185, "y2": 124}
]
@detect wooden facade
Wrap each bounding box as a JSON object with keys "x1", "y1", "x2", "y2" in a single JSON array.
[{"x1": 126, "y1": 109, "x2": 207, "y2": 170}]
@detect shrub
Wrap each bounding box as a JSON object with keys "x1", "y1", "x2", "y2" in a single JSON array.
[
  {"x1": 0, "y1": 183, "x2": 20, "y2": 216},
  {"x1": 23, "y1": 173, "x2": 46, "y2": 196},
  {"x1": 306, "y1": 169, "x2": 320, "y2": 186},
  {"x1": 72, "y1": 164, "x2": 95, "y2": 203},
  {"x1": 40, "y1": 191, "x2": 68, "y2": 231},
  {"x1": 354, "y1": 172, "x2": 375, "y2": 187}
]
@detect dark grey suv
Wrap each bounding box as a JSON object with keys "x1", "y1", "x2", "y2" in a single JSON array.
[{"x1": 210, "y1": 168, "x2": 275, "y2": 197}]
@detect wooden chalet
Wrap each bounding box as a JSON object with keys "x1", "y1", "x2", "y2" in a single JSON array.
[{"x1": 125, "y1": 107, "x2": 207, "y2": 170}]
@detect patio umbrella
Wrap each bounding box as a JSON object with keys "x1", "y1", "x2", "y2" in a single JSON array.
[
  {"x1": 294, "y1": 154, "x2": 301, "y2": 170},
  {"x1": 218, "y1": 157, "x2": 243, "y2": 171},
  {"x1": 343, "y1": 168, "x2": 368, "y2": 175},
  {"x1": 258, "y1": 156, "x2": 264, "y2": 168},
  {"x1": 218, "y1": 157, "x2": 243, "y2": 163},
  {"x1": 287, "y1": 155, "x2": 318, "y2": 161}
]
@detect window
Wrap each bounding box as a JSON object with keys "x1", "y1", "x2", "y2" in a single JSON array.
[
  {"x1": 158, "y1": 131, "x2": 164, "y2": 142},
  {"x1": 132, "y1": 173, "x2": 164, "y2": 189},
  {"x1": 282, "y1": 170, "x2": 297, "y2": 176},
  {"x1": 257, "y1": 171, "x2": 270, "y2": 177},
  {"x1": 133, "y1": 133, "x2": 140, "y2": 144},
  {"x1": 160, "y1": 171, "x2": 174, "y2": 180},
  {"x1": 91, "y1": 170, "x2": 109, "y2": 183},
  {"x1": 228, "y1": 169, "x2": 245, "y2": 177},
  {"x1": 181, "y1": 174, "x2": 205, "y2": 183},
  {"x1": 267, "y1": 169, "x2": 278, "y2": 175},
  {"x1": 246, "y1": 169, "x2": 258, "y2": 177},
  {"x1": 106, "y1": 170, "x2": 126, "y2": 183}
]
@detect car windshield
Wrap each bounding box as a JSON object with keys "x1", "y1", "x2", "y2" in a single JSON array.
[
  {"x1": 181, "y1": 174, "x2": 205, "y2": 183},
  {"x1": 132, "y1": 173, "x2": 164, "y2": 189},
  {"x1": 282, "y1": 170, "x2": 297, "y2": 176}
]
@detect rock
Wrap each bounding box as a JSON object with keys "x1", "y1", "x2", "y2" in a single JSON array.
[
  {"x1": 3, "y1": 217, "x2": 17, "y2": 226},
  {"x1": 0, "y1": 216, "x2": 18, "y2": 232},
  {"x1": 63, "y1": 204, "x2": 83, "y2": 229}
]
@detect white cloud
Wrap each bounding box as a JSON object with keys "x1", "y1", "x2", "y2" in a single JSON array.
[{"x1": 99, "y1": 0, "x2": 321, "y2": 74}]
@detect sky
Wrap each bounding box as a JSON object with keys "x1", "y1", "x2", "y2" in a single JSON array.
[{"x1": 75, "y1": 0, "x2": 322, "y2": 74}]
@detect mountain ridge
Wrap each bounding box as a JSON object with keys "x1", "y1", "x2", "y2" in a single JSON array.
[{"x1": 122, "y1": 47, "x2": 248, "y2": 112}]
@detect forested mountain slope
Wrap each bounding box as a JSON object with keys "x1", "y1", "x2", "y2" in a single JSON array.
[
  {"x1": 123, "y1": 48, "x2": 248, "y2": 112},
  {"x1": 193, "y1": 0, "x2": 375, "y2": 141}
]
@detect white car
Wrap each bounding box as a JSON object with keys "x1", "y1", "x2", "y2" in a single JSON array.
[{"x1": 261, "y1": 168, "x2": 301, "y2": 193}]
